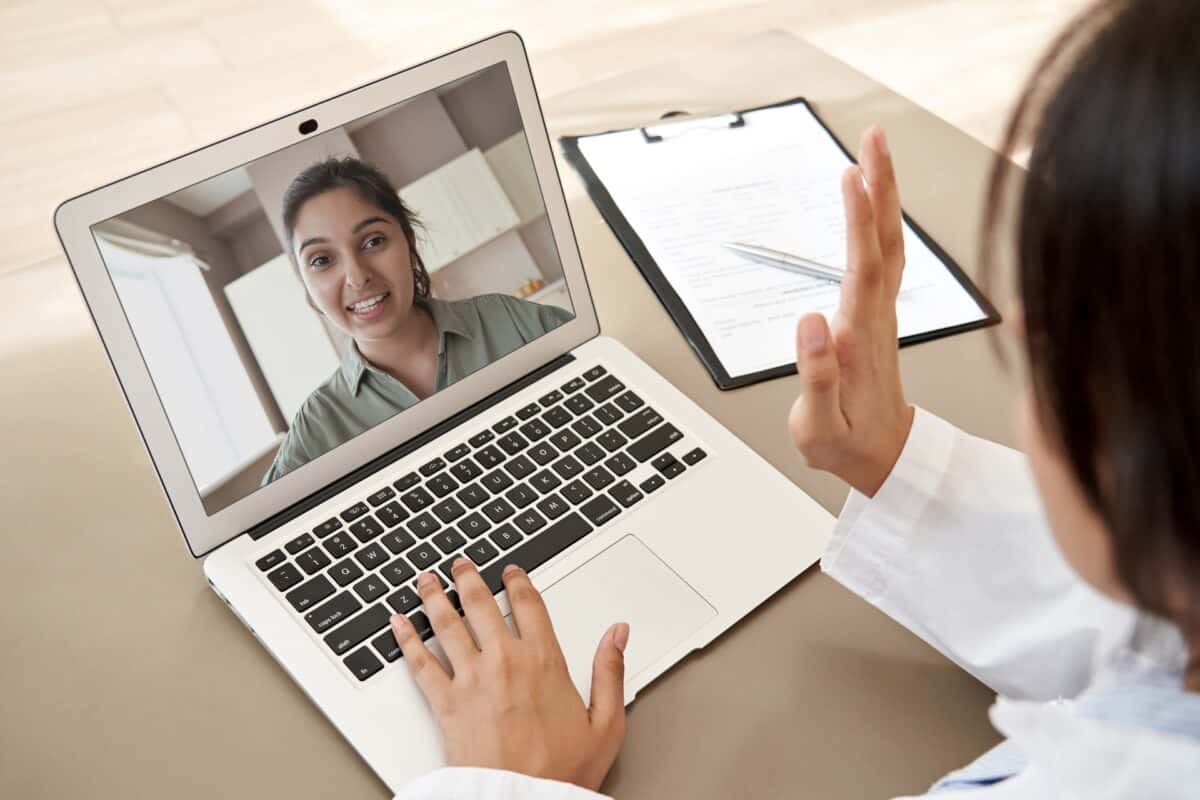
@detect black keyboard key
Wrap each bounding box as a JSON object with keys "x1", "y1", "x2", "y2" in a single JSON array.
[
  {"x1": 466, "y1": 539, "x2": 500, "y2": 566},
  {"x1": 537, "y1": 493, "x2": 569, "y2": 520},
  {"x1": 481, "y1": 469, "x2": 514, "y2": 493},
  {"x1": 354, "y1": 574, "x2": 388, "y2": 603},
  {"x1": 539, "y1": 389, "x2": 563, "y2": 407},
  {"x1": 571, "y1": 415, "x2": 602, "y2": 438},
  {"x1": 305, "y1": 591, "x2": 361, "y2": 633},
  {"x1": 386, "y1": 586, "x2": 421, "y2": 614},
  {"x1": 438, "y1": 556, "x2": 462, "y2": 582},
  {"x1": 450, "y1": 458, "x2": 483, "y2": 483},
  {"x1": 286, "y1": 574, "x2": 335, "y2": 612},
  {"x1": 255, "y1": 549, "x2": 285, "y2": 571},
  {"x1": 393, "y1": 472, "x2": 420, "y2": 492},
  {"x1": 683, "y1": 447, "x2": 707, "y2": 465},
  {"x1": 482, "y1": 497, "x2": 516, "y2": 523},
  {"x1": 529, "y1": 442, "x2": 558, "y2": 466},
  {"x1": 608, "y1": 480, "x2": 644, "y2": 508},
  {"x1": 376, "y1": 501, "x2": 408, "y2": 528},
  {"x1": 383, "y1": 556, "x2": 417, "y2": 585},
  {"x1": 367, "y1": 486, "x2": 396, "y2": 506},
  {"x1": 381, "y1": 529, "x2": 416, "y2": 554},
  {"x1": 286, "y1": 533, "x2": 314, "y2": 554},
  {"x1": 325, "y1": 604, "x2": 390, "y2": 656},
  {"x1": 618, "y1": 407, "x2": 663, "y2": 439},
  {"x1": 349, "y1": 516, "x2": 384, "y2": 543},
  {"x1": 549, "y1": 430, "x2": 582, "y2": 451},
  {"x1": 561, "y1": 480, "x2": 593, "y2": 505},
  {"x1": 530, "y1": 469, "x2": 562, "y2": 494},
  {"x1": 419, "y1": 457, "x2": 445, "y2": 477},
  {"x1": 432, "y1": 497, "x2": 465, "y2": 524},
  {"x1": 506, "y1": 484, "x2": 538, "y2": 508},
  {"x1": 324, "y1": 532, "x2": 357, "y2": 557},
  {"x1": 489, "y1": 524, "x2": 523, "y2": 551},
  {"x1": 406, "y1": 543, "x2": 440, "y2": 571},
  {"x1": 476, "y1": 443, "x2": 507, "y2": 467},
  {"x1": 605, "y1": 452, "x2": 636, "y2": 477},
  {"x1": 468, "y1": 429, "x2": 495, "y2": 448},
  {"x1": 313, "y1": 518, "x2": 341, "y2": 538},
  {"x1": 401, "y1": 487, "x2": 434, "y2": 512},
  {"x1": 340, "y1": 502, "x2": 369, "y2": 522},
  {"x1": 445, "y1": 443, "x2": 470, "y2": 462},
  {"x1": 518, "y1": 418, "x2": 551, "y2": 442},
  {"x1": 564, "y1": 394, "x2": 594, "y2": 415},
  {"x1": 432, "y1": 529, "x2": 467, "y2": 554},
  {"x1": 561, "y1": 376, "x2": 586, "y2": 394},
  {"x1": 513, "y1": 509, "x2": 547, "y2": 535},
  {"x1": 551, "y1": 454, "x2": 584, "y2": 479},
  {"x1": 492, "y1": 415, "x2": 518, "y2": 433},
  {"x1": 458, "y1": 512, "x2": 491, "y2": 539},
  {"x1": 628, "y1": 424, "x2": 682, "y2": 462},
  {"x1": 409, "y1": 610, "x2": 434, "y2": 640},
  {"x1": 407, "y1": 512, "x2": 440, "y2": 539},
  {"x1": 576, "y1": 442, "x2": 605, "y2": 465},
  {"x1": 504, "y1": 454, "x2": 536, "y2": 479},
  {"x1": 296, "y1": 547, "x2": 332, "y2": 574},
  {"x1": 345, "y1": 646, "x2": 384, "y2": 681},
  {"x1": 614, "y1": 390, "x2": 644, "y2": 412},
  {"x1": 515, "y1": 403, "x2": 540, "y2": 420},
  {"x1": 652, "y1": 452, "x2": 686, "y2": 479},
  {"x1": 427, "y1": 473, "x2": 459, "y2": 498},
  {"x1": 373, "y1": 629, "x2": 402, "y2": 662},
  {"x1": 582, "y1": 466, "x2": 615, "y2": 491},
  {"x1": 580, "y1": 494, "x2": 621, "y2": 526},
  {"x1": 640, "y1": 474, "x2": 666, "y2": 494},
  {"x1": 596, "y1": 429, "x2": 628, "y2": 452},
  {"x1": 354, "y1": 542, "x2": 389, "y2": 570},
  {"x1": 583, "y1": 365, "x2": 607, "y2": 381},
  {"x1": 543, "y1": 406, "x2": 572, "y2": 428},
  {"x1": 267, "y1": 563, "x2": 303, "y2": 592},
  {"x1": 585, "y1": 375, "x2": 625, "y2": 402},
  {"x1": 329, "y1": 559, "x2": 364, "y2": 587},
  {"x1": 479, "y1": 513, "x2": 593, "y2": 594},
  {"x1": 456, "y1": 483, "x2": 489, "y2": 509}
]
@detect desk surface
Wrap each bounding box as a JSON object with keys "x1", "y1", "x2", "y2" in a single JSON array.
[{"x1": 0, "y1": 32, "x2": 1018, "y2": 800}]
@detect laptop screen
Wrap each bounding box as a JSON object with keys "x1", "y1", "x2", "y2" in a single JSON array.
[{"x1": 89, "y1": 64, "x2": 574, "y2": 515}]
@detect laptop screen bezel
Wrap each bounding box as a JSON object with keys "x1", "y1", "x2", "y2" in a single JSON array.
[{"x1": 53, "y1": 32, "x2": 599, "y2": 558}]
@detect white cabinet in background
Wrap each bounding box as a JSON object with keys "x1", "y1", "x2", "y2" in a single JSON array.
[{"x1": 484, "y1": 132, "x2": 545, "y2": 225}]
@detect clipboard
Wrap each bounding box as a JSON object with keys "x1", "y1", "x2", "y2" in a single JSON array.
[{"x1": 560, "y1": 96, "x2": 1001, "y2": 391}]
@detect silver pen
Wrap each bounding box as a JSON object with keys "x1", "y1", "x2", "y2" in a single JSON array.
[{"x1": 722, "y1": 241, "x2": 845, "y2": 283}]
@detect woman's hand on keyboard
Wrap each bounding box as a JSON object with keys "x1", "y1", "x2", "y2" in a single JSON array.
[
  {"x1": 789, "y1": 126, "x2": 914, "y2": 498},
  {"x1": 391, "y1": 559, "x2": 629, "y2": 791}
]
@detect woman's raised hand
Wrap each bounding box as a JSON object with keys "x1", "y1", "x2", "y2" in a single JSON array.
[
  {"x1": 392, "y1": 559, "x2": 629, "y2": 791},
  {"x1": 789, "y1": 126, "x2": 914, "y2": 497}
]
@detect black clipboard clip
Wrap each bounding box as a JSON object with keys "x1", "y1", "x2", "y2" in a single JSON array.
[{"x1": 641, "y1": 111, "x2": 746, "y2": 143}]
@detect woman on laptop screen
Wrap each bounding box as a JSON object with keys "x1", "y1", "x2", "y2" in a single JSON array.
[{"x1": 262, "y1": 157, "x2": 571, "y2": 484}]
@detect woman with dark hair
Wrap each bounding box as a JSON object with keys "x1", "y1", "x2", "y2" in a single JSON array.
[
  {"x1": 387, "y1": 1, "x2": 1200, "y2": 798},
  {"x1": 262, "y1": 157, "x2": 571, "y2": 484}
]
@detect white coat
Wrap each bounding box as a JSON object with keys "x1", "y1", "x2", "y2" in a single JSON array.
[{"x1": 397, "y1": 408, "x2": 1200, "y2": 799}]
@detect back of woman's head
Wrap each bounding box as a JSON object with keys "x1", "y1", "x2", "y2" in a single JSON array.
[{"x1": 985, "y1": 0, "x2": 1200, "y2": 626}]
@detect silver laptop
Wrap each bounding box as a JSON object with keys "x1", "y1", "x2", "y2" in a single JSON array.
[{"x1": 54, "y1": 32, "x2": 834, "y2": 790}]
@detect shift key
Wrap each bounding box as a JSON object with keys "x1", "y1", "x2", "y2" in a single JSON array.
[
  {"x1": 627, "y1": 423, "x2": 682, "y2": 462},
  {"x1": 324, "y1": 604, "x2": 391, "y2": 656}
]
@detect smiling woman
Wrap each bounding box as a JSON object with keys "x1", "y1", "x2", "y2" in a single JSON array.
[{"x1": 261, "y1": 157, "x2": 572, "y2": 484}]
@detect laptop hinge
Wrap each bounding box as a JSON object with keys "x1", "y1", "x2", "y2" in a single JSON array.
[{"x1": 244, "y1": 353, "x2": 576, "y2": 540}]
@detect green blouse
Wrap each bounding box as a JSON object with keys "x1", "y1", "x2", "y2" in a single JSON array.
[{"x1": 262, "y1": 294, "x2": 572, "y2": 485}]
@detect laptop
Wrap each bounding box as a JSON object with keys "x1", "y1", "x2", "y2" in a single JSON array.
[{"x1": 54, "y1": 32, "x2": 834, "y2": 790}]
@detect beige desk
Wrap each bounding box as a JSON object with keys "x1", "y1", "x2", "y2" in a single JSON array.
[{"x1": 0, "y1": 32, "x2": 1019, "y2": 799}]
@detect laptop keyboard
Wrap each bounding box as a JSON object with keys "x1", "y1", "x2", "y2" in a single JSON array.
[{"x1": 253, "y1": 364, "x2": 708, "y2": 683}]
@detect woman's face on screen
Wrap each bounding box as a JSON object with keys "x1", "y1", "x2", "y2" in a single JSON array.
[{"x1": 292, "y1": 186, "x2": 417, "y2": 343}]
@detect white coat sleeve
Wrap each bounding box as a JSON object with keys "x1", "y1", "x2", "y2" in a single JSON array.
[
  {"x1": 395, "y1": 767, "x2": 610, "y2": 800},
  {"x1": 821, "y1": 407, "x2": 1138, "y2": 701}
]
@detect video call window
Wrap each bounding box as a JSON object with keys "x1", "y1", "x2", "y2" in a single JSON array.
[{"x1": 92, "y1": 64, "x2": 573, "y2": 515}]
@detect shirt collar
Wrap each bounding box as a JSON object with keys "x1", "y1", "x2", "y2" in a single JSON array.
[{"x1": 338, "y1": 297, "x2": 475, "y2": 395}]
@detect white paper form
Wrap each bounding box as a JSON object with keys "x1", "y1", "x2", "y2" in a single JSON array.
[{"x1": 575, "y1": 103, "x2": 989, "y2": 379}]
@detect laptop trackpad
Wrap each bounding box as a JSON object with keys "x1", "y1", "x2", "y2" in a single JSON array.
[{"x1": 530, "y1": 535, "x2": 717, "y2": 703}]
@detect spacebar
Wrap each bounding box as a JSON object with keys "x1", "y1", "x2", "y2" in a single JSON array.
[{"x1": 479, "y1": 512, "x2": 593, "y2": 595}]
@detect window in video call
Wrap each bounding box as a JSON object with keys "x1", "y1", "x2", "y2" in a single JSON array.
[{"x1": 91, "y1": 64, "x2": 574, "y2": 515}]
